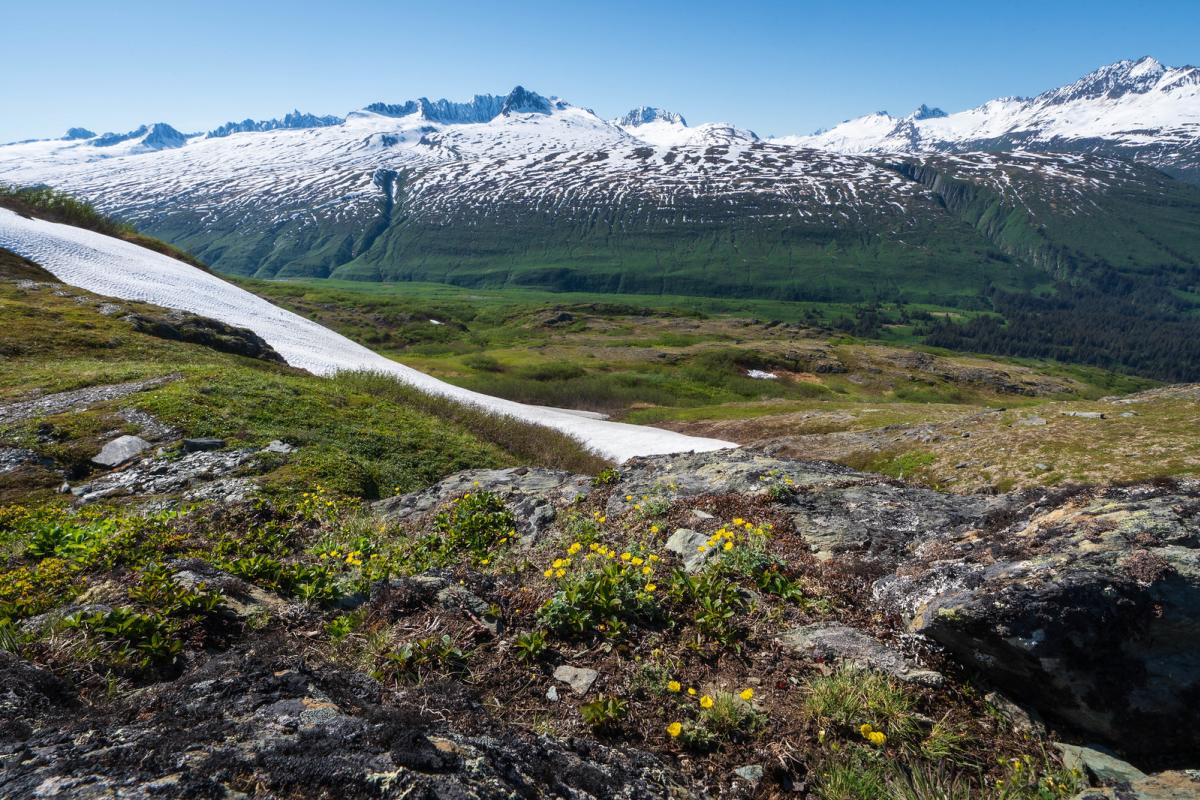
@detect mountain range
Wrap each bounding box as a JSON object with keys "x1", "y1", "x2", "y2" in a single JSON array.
[{"x1": 1, "y1": 57, "x2": 1199, "y2": 380}]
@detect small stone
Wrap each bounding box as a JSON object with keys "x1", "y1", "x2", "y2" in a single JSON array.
[
  {"x1": 183, "y1": 437, "x2": 226, "y2": 453},
  {"x1": 92, "y1": 435, "x2": 151, "y2": 467},
  {"x1": 734, "y1": 765, "x2": 764, "y2": 784},
  {"x1": 665, "y1": 528, "x2": 717, "y2": 572},
  {"x1": 552, "y1": 665, "x2": 599, "y2": 696},
  {"x1": 690, "y1": 509, "x2": 715, "y2": 521},
  {"x1": 263, "y1": 440, "x2": 295, "y2": 454},
  {"x1": 1017, "y1": 415, "x2": 1047, "y2": 426},
  {"x1": 545, "y1": 685, "x2": 559, "y2": 702},
  {"x1": 1062, "y1": 411, "x2": 1105, "y2": 419}
]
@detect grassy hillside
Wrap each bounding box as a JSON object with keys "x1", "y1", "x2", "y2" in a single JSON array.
[
  {"x1": 234, "y1": 277, "x2": 1200, "y2": 494},
  {"x1": 0, "y1": 263, "x2": 607, "y2": 505}
]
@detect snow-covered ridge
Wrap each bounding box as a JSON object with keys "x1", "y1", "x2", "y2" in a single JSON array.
[
  {"x1": 0, "y1": 207, "x2": 733, "y2": 462},
  {"x1": 776, "y1": 56, "x2": 1200, "y2": 173}
]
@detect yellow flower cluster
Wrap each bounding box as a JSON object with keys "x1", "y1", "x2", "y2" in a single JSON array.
[
  {"x1": 859, "y1": 723, "x2": 887, "y2": 746},
  {"x1": 317, "y1": 548, "x2": 369, "y2": 567},
  {"x1": 541, "y1": 541, "x2": 660, "y2": 593},
  {"x1": 591, "y1": 511, "x2": 607, "y2": 524},
  {"x1": 696, "y1": 518, "x2": 773, "y2": 554}
]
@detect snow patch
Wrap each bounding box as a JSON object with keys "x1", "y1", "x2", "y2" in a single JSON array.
[{"x1": 0, "y1": 208, "x2": 734, "y2": 463}]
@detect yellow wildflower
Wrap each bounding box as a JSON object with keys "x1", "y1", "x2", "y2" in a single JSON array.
[
  {"x1": 723, "y1": 541, "x2": 733, "y2": 551},
  {"x1": 667, "y1": 680, "x2": 681, "y2": 693},
  {"x1": 859, "y1": 723, "x2": 874, "y2": 737},
  {"x1": 544, "y1": 569, "x2": 554, "y2": 578},
  {"x1": 645, "y1": 583, "x2": 656, "y2": 592},
  {"x1": 739, "y1": 688, "x2": 754, "y2": 701},
  {"x1": 642, "y1": 566, "x2": 652, "y2": 575},
  {"x1": 687, "y1": 687, "x2": 697, "y2": 695},
  {"x1": 666, "y1": 722, "x2": 682, "y2": 737},
  {"x1": 699, "y1": 695, "x2": 714, "y2": 709},
  {"x1": 650, "y1": 525, "x2": 660, "y2": 534},
  {"x1": 620, "y1": 552, "x2": 632, "y2": 562},
  {"x1": 631, "y1": 556, "x2": 644, "y2": 566},
  {"x1": 867, "y1": 731, "x2": 886, "y2": 746},
  {"x1": 625, "y1": 495, "x2": 633, "y2": 501},
  {"x1": 555, "y1": 568, "x2": 566, "y2": 578},
  {"x1": 648, "y1": 554, "x2": 659, "y2": 562}
]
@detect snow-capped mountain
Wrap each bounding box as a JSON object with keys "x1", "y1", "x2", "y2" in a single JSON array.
[
  {"x1": 778, "y1": 57, "x2": 1200, "y2": 180},
  {"x1": 0, "y1": 69, "x2": 1197, "y2": 299}
]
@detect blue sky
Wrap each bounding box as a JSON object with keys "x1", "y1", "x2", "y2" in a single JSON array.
[{"x1": 3, "y1": 0, "x2": 1198, "y2": 142}]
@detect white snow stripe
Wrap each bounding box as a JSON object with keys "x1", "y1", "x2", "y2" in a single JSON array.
[{"x1": 0, "y1": 208, "x2": 734, "y2": 463}]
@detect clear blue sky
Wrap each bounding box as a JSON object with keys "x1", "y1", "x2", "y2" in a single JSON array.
[{"x1": 3, "y1": 0, "x2": 1198, "y2": 142}]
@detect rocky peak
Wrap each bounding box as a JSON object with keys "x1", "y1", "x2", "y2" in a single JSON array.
[
  {"x1": 499, "y1": 86, "x2": 554, "y2": 116},
  {"x1": 618, "y1": 106, "x2": 687, "y2": 127},
  {"x1": 62, "y1": 127, "x2": 95, "y2": 141},
  {"x1": 1040, "y1": 56, "x2": 1173, "y2": 104},
  {"x1": 207, "y1": 110, "x2": 344, "y2": 138},
  {"x1": 907, "y1": 103, "x2": 946, "y2": 121}
]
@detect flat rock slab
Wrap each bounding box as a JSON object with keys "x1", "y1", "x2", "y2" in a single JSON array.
[
  {"x1": 183, "y1": 438, "x2": 226, "y2": 453},
  {"x1": 778, "y1": 623, "x2": 944, "y2": 686},
  {"x1": 73, "y1": 447, "x2": 260, "y2": 503},
  {"x1": 373, "y1": 466, "x2": 591, "y2": 544},
  {"x1": 1072, "y1": 770, "x2": 1200, "y2": 800},
  {"x1": 0, "y1": 374, "x2": 180, "y2": 425},
  {"x1": 92, "y1": 435, "x2": 151, "y2": 467},
  {"x1": 1057, "y1": 743, "x2": 1147, "y2": 785},
  {"x1": 553, "y1": 665, "x2": 599, "y2": 696}
]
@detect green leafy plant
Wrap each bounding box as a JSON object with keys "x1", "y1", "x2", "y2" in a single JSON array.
[
  {"x1": 63, "y1": 608, "x2": 183, "y2": 669},
  {"x1": 430, "y1": 491, "x2": 517, "y2": 564},
  {"x1": 538, "y1": 556, "x2": 659, "y2": 639},
  {"x1": 514, "y1": 629, "x2": 549, "y2": 662},
  {"x1": 373, "y1": 634, "x2": 466, "y2": 683},
  {"x1": 591, "y1": 467, "x2": 621, "y2": 487},
  {"x1": 667, "y1": 569, "x2": 745, "y2": 647},
  {"x1": 580, "y1": 694, "x2": 628, "y2": 730}
]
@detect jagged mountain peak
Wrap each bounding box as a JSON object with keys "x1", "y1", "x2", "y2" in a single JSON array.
[
  {"x1": 907, "y1": 104, "x2": 946, "y2": 121},
  {"x1": 1040, "y1": 56, "x2": 1179, "y2": 104},
  {"x1": 618, "y1": 106, "x2": 687, "y2": 127},
  {"x1": 499, "y1": 86, "x2": 556, "y2": 116},
  {"x1": 91, "y1": 122, "x2": 187, "y2": 150},
  {"x1": 63, "y1": 127, "x2": 95, "y2": 141},
  {"x1": 207, "y1": 110, "x2": 343, "y2": 138}
]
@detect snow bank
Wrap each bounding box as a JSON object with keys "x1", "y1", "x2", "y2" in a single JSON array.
[{"x1": 0, "y1": 208, "x2": 734, "y2": 462}]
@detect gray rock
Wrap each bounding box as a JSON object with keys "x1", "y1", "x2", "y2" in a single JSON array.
[
  {"x1": 0, "y1": 374, "x2": 179, "y2": 425},
  {"x1": 262, "y1": 440, "x2": 295, "y2": 454},
  {"x1": 374, "y1": 466, "x2": 591, "y2": 545},
  {"x1": 545, "y1": 685, "x2": 559, "y2": 702},
  {"x1": 1062, "y1": 411, "x2": 1105, "y2": 419},
  {"x1": 74, "y1": 447, "x2": 259, "y2": 503},
  {"x1": 183, "y1": 437, "x2": 226, "y2": 453},
  {"x1": 1069, "y1": 770, "x2": 1200, "y2": 800},
  {"x1": 778, "y1": 623, "x2": 944, "y2": 686},
  {"x1": 1017, "y1": 415, "x2": 1048, "y2": 426},
  {"x1": 552, "y1": 665, "x2": 599, "y2": 696},
  {"x1": 92, "y1": 435, "x2": 151, "y2": 467},
  {"x1": 1056, "y1": 743, "x2": 1146, "y2": 785},
  {"x1": 875, "y1": 479, "x2": 1200, "y2": 760},
  {"x1": 665, "y1": 528, "x2": 717, "y2": 572},
  {"x1": 734, "y1": 765, "x2": 764, "y2": 784}
]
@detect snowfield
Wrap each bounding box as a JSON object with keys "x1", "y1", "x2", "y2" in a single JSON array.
[{"x1": 0, "y1": 207, "x2": 734, "y2": 462}]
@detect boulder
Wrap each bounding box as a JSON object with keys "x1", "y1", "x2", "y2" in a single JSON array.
[
  {"x1": 778, "y1": 623, "x2": 944, "y2": 686},
  {"x1": 1056, "y1": 743, "x2": 1146, "y2": 785},
  {"x1": 91, "y1": 434, "x2": 151, "y2": 467},
  {"x1": 374, "y1": 466, "x2": 591, "y2": 544},
  {"x1": 874, "y1": 479, "x2": 1200, "y2": 761}
]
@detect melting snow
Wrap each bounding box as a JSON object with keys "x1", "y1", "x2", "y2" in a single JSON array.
[{"x1": 0, "y1": 208, "x2": 733, "y2": 463}]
